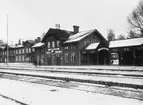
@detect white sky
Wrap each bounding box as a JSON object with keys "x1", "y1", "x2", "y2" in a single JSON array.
[{"x1": 0, "y1": 0, "x2": 140, "y2": 44}]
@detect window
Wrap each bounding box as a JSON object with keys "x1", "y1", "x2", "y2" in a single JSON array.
[
  {"x1": 26, "y1": 48, "x2": 29, "y2": 53},
  {"x1": 21, "y1": 55, "x2": 24, "y2": 61},
  {"x1": 26, "y1": 57, "x2": 29, "y2": 61},
  {"x1": 48, "y1": 42, "x2": 50, "y2": 48},
  {"x1": 65, "y1": 46, "x2": 68, "y2": 49},
  {"x1": 52, "y1": 41, "x2": 55, "y2": 48},
  {"x1": 124, "y1": 48, "x2": 129, "y2": 51},
  {"x1": 19, "y1": 56, "x2": 21, "y2": 61},
  {"x1": 71, "y1": 46, "x2": 75, "y2": 49},
  {"x1": 71, "y1": 52, "x2": 76, "y2": 62},
  {"x1": 64, "y1": 53, "x2": 69, "y2": 62},
  {"x1": 84, "y1": 41, "x2": 86, "y2": 45},
  {"x1": 29, "y1": 48, "x2": 31, "y2": 53},
  {"x1": 32, "y1": 48, "x2": 35, "y2": 52},
  {"x1": 19, "y1": 49, "x2": 21, "y2": 54},
  {"x1": 113, "y1": 49, "x2": 117, "y2": 52},
  {"x1": 22, "y1": 49, "x2": 25, "y2": 53},
  {"x1": 15, "y1": 50, "x2": 17, "y2": 54},
  {"x1": 57, "y1": 41, "x2": 60, "y2": 47},
  {"x1": 16, "y1": 56, "x2": 18, "y2": 62}
]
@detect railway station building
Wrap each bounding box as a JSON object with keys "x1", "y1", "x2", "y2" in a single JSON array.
[
  {"x1": 1, "y1": 26, "x2": 143, "y2": 66},
  {"x1": 42, "y1": 26, "x2": 110, "y2": 65}
]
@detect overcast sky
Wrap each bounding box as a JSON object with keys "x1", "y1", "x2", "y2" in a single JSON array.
[{"x1": 0, "y1": 0, "x2": 140, "y2": 44}]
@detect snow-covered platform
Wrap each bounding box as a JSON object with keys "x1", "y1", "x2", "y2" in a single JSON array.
[
  {"x1": 0, "y1": 78, "x2": 142, "y2": 105},
  {"x1": 0, "y1": 63, "x2": 143, "y2": 71}
]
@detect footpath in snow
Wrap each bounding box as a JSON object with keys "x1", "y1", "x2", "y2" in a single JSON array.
[{"x1": 0, "y1": 78, "x2": 143, "y2": 105}]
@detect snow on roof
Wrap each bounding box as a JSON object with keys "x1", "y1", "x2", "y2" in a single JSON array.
[
  {"x1": 0, "y1": 46, "x2": 5, "y2": 50},
  {"x1": 32, "y1": 42, "x2": 44, "y2": 48},
  {"x1": 109, "y1": 37, "x2": 143, "y2": 48},
  {"x1": 64, "y1": 29, "x2": 95, "y2": 43},
  {"x1": 15, "y1": 45, "x2": 24, "y2": 48},
  {"x1": 85, "y1": 43, "x2": 99, "y2": 50},
  {"x1": 9, "y1": 45, "x2": 16, "y2": 48}
]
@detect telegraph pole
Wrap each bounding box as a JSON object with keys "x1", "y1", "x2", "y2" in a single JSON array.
[{"x1": 6, "y1": 14, "x2": 9, "y2": 64}]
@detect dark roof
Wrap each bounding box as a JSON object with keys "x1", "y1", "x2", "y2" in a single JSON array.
[
  {"x1": 42, "y1": 28, "x2": 71, "y2": 42},
  {"x1": 27, "y1": 40, "x2": 35, "y2": 44},
  {"x1": 23, "y1": 40, "x2": 35, "y2": 46}
]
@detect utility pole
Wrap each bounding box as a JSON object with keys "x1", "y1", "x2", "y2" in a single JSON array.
[{"x1": 6, "y1": 14, "x2": 9, "y2": 64}]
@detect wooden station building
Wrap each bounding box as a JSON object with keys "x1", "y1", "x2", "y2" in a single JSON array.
[{"x1": 42, "y1": 26, "x2": 109, "y2": 65}]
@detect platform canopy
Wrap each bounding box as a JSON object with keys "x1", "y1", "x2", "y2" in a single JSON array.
[
  {"x1": 109, "y1": 37, "x2": 143, "y2": 48},
  {"x1": 85, "y1": 42, "x2": 99, "y2": 50}
]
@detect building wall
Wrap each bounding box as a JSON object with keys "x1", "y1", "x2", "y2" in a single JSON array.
[
  {"x1": 110, "y1": 45, "x2": 143, "y2": 66},
  {"x1": 62, "y1": 43, "x2": 79, "y2": 65},
  {"x1": 34, "y1": 47, "x2": 45, "y2": 65},
  {"x1": 44, "y1": 36, "x2": 62, "y2": 65}
]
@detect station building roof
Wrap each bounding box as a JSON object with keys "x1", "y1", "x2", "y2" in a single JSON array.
[
  {"x1": 15, "y1": 45, "x2": 24, "y2": 48},
  {"x1": 109, "y1": 37, "x2": 143, "y2": 48},
  {"x1": 64, "y1": 29, "x2": 95, "y2": 43}
]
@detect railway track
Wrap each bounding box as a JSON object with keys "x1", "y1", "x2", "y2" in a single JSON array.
[
  {"x1": 0, "y1": 71, "x2": 143, "y2": 101},
  {"x1": 0, "y1": 94, "x2": 28, "y2": 105},
  {"x1": 0, "y1": 66, "x2": 143, "y2": 100},
  {"x1": 1, "y1": 66, "x2": 143, "y2": 78},
  {"x1": 0, "y1": 68, "x2": 143, "y2": 89}
]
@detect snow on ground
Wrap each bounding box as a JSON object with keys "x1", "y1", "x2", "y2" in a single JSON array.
[
  {"x1": 0, "y1": 96, "x2": 21, "y2": 105},
  {"x1": 1, "y1": 63, "x2": 143, "y2": 71},
  {"x1": 0, "y1": 69, "x2": 143, "y2": 85},
  {"x1": 0, "y1": 78, "x2": 142, "y2": 105}
]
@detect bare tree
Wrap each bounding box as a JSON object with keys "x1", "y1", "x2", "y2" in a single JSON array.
[
  {"x1": 107, "y1": 29, "x2": 115, "y2": 41},
  {"x1": 127, "y1": 30, "x2": 139, "y2": 38},
  {"x1": 127, "y1": 0, "x2": 143, "y2": 37},
  {"x1": 0, "y1": 39, "x2": 6, "y2": 46},
  {"x1": 117, "y1": 34, "x2": 126, "y2": 40}
]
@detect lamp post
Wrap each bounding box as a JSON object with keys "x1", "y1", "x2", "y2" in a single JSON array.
[{"x1": 6, "y1": 14, "x2": 9, "y2": 64}]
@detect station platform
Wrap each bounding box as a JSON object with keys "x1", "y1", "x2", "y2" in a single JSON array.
[{"x1": 0, "y1": 63, "x2": 143, "y2": 71}]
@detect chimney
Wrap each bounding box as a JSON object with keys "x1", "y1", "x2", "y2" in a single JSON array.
[
  {"x1": 73, "y1": 25, "x2": 79, "y2": 34},
  {"x1": 37, "y1": 37, "x2": 41, "y2": 42}
]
